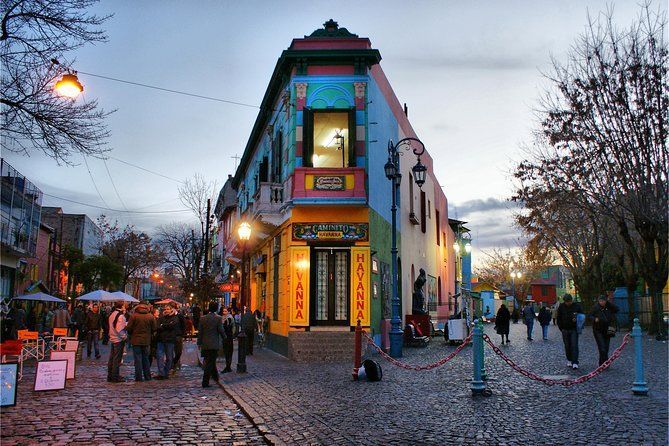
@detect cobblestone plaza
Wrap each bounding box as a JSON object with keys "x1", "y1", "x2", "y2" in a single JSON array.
[{"x1": 2, "y1": 323, "x2": 667, "y2": 445}]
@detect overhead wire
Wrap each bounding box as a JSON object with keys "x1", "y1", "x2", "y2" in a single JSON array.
[
  {"x1": 82, "y1": 155, "x2": 110, "y2": 208},
  {"x1": 106, "y1": 156, "x2": 184, "y2": 184},
  {"x1": 42, "y1": 192, "x2": 191, "y2": 214},
  {"x1": 78, "y1": 71, "x2": 261, "y2": 109},
  {"x1": 103, "y1": 158, "x2": 129, "y2": 211}
]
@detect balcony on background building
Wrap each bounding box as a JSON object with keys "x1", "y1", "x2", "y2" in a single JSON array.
[
  {"x1": 250, "y1": 182, "x2": 287, "y2": 226},
  {"x1": 292, "y1": 167, "x2": 366, "y2": 205}
]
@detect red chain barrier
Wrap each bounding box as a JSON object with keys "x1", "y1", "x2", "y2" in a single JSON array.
[
  {"x1": 361, "y1": 331, "x2": 473, "y2": 371},
  {"x1": 482, "y1": 333, "x2": 631, "y2": 387}
]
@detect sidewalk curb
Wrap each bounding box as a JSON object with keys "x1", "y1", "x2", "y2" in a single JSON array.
[{"x1": 218, "y1": 378, "x2": 285, "y2": 446}]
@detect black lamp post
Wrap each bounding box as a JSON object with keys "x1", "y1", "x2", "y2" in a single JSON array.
[
  {"x1": 385, "y1": 137, "x2": 426, "y2": 358},
  {"x1": 236, "y1": 221, "x2": 251, "y2": 373}
]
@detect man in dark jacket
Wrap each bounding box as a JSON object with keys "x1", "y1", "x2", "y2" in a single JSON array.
[
  {"x1": 126, "y1": 302, "x2": 157, "y2": 382},
  {"x1": 589, "y1": 296, "x2": 619, "y2": 366},
  {"x1": 171, "y1": 309, "x2": 186, "y2": 373},
  {"x1": 198, "y1": 302, "x2": 225, "y2": 387},
  {"x1": 155, "y1": 304, "x2": 178, "y2": 379},
  {"x1": 72, "y1": 304, "x2": 87, "y2": 340},
  {"x1": 85, "y1": 304, "x2": 103, "y2": 359},
  {"x1": 241, "y1": 307, "x2": 256, "y2": 355},
  {"x1": 538, "y1": 305, "x2": 552, "y2": 341},
  {"x1": 556, "y1": 294, "x2": 583, "y2": 370},
  {"x1": 221, "y1": 307, "x2": 235, "y2": 372}
]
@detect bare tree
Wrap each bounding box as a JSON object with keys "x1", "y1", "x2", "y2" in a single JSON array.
[
  {"x1": 1, "y1": 0, "x2": 112, "y2": 162},
  {"x1": 155, "y1": 222, "x2": 201, "y2": 290},
  {"x1": 514, "y1": 4, "x2": 668, "y2": 337},
  {"x1": 178, "y1": 173, "x2": 216, "y2": 276},
  {"x1": 97, "y1": 216, "x2": 164, "y2": 288}
]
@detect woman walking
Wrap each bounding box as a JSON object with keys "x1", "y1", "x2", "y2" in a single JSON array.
[
  {"x1": 589, "y1": 295, "x2": 619, "y2": 366},
  {"x1": 495, "y1": 304, "x2": 511, "y2": 344}
]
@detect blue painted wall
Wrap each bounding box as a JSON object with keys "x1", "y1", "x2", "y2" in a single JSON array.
[{"x1": 366, "y1": 75, "x2": 399, "y2": 225}]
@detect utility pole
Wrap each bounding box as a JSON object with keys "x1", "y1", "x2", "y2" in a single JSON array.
[{"x1": 203, "y1": 198, "x2": 211, "y2": 275}]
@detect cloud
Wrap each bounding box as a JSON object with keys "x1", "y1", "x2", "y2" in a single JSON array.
[{"x1": 449, "y1": 197, "x2": 517, "y2": 218}]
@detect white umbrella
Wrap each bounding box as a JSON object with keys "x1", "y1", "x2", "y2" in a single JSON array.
[
  {"x1": 76, "y1": 290, "x2": 115, "y2": 301},
  {"x1": 13, "y1": 292, "x2": 66, "y2": 303},
  {"x1": 110, "y1": 291, "x2": 139, "y2": 303}
]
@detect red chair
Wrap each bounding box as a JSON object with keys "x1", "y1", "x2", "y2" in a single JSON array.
[{"x1": 0, "y1": 340, "x2": 24, "y2": 380}]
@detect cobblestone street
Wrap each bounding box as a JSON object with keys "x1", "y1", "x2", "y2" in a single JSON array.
[
  {"x1": 1, "y1": 340, "x2": 265, "y2": 446},
  {"x1": 2, "y1": 323, "x2": 667, "y2": 446},
  {"x1": 220, "y1": 323, "x2": 668, "y2": 446}
]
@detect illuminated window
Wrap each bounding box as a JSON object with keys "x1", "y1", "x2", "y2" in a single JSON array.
[{"x1": 304, "y1": 109, "x2": 355, "y2": 168}]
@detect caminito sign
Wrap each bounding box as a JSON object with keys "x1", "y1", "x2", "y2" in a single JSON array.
[{"x1": 292, "y1": 223, "x2": 368, "y2": 241}]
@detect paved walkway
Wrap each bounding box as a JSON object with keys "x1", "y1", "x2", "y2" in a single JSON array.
[{"x1": 2, "y1": 324, "x2": 667, "y2": 445}]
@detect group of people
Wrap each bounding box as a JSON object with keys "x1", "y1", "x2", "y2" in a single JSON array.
[
  {"x1": 494, "y1": 294, "x2": 619, "y2": 369},
  {"x1": 107, "y1": 301, "x2": 191, "y2": 383}
]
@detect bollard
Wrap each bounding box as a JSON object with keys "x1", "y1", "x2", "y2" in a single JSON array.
[
  {"x1": 470, "y1": 319, "x2": 486, "y2": 395},
  {"x1": 353, "y1": 320, "x2": 362, "y2": 381},
  {"x1": 631, "y1": 318, "x2": 648, "y2": 396},
  {"x1": 237, "y1": 331, "x2": 247, "y2": 373},
  {"x1": 478, "y1": 319, "x2": 487, "y2": 381}
]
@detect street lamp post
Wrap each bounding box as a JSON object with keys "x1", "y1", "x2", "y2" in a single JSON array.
[
  {"x1": 236, "y1": 221, "x2": 252, "y2": 373},
  {"x1": 384, "y1": 137, "x2": 427, "y2": 358}
]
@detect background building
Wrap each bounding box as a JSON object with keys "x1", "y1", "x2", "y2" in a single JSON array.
[
  {"x1": 1, "y1": 159, "x2": 43, "y2": 300},
  {"x1": 41, "y1": 207, "x2": 102, "y2": 256}
]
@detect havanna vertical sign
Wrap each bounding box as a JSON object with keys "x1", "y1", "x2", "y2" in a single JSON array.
[
  {"x1": 350, "y1": 247, "x2": 370, "y2": 326},
  {"x1": 289, "y1": 247, "x2": 310, "y2": 326}
]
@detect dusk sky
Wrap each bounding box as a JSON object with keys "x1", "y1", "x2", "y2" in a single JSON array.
[{"x1": 3, "y1": 0, "x2": 659, "y2": 260}]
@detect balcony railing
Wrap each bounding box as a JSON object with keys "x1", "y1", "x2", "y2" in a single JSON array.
[{"x1": 250, "y1": 182, "x2": 287, "y2": 226}]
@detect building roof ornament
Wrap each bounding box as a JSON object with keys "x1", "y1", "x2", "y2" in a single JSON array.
[{"x1": 307, "y1": 19, "x2": 358, "y2": 38}]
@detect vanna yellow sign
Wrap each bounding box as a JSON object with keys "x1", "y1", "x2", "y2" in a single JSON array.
[
  {"x1": 350, "y1": 247, "x2": 370, "y2": 326},
  {"x1": 289, "y1": 247, "x2": 310, "y2": 326}
]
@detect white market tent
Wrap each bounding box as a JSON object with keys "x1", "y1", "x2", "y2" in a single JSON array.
[
  {"x1": 13, "y1": 292, "x2": 66, "y2": 303},
  {"x1": 76, "y1": 290, "x2": 115, "y2": 301},
  {"x1": 110, "y1": 291, "x2": 139, "y2": 303}
]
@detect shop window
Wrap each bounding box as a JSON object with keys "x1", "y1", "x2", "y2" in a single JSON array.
[{"x1": 303, "y1": 109, "x2": 355, "y2": 168}]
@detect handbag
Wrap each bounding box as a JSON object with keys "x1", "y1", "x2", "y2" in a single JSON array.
[{"x1": 607, "y1": 318, "x2": 618, "y2": 338}]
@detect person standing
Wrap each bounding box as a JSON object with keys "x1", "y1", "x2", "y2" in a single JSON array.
[
  {"x1": 221, "y1": 307, "x2": 235, "y2": 372},
  {"x1": 155, "y1": 304, "x2": 178, "y2": 380},
  {"x1": 85, "y1": 304, "x2": 103, "y2": 359},
  {"x1": 107, "y1": 302, "x2": 127, "y2": 383},
  {"x1": 53, "y1": 304, "x2": 70, "y2": 331},
  {"x1": 100, "y1": 305, "x2": 111, "y2": 345},
  {"x1": 198, "y1": 302, "x2": 225, "y2": 388},
  {"x1": 241, "y1": 307, "x2": 256, "y2": 355},
  {"x1": 72, "y1": 304, "x2": 87, "y2": 340},
  {"x1": 551, "y1": 304, "x2": 558, "y2": 325},
  {"x1": 191, "y1": 303, "x2": 201, "y2": 332},
  {"x1": 589, "y1": 295, "x2": 619, "y2": 366},
  {"x1": 171, "y1": 308, "x2": 186, "y2": 373},
  {"x1": 538, "y1": 305, "x2": 552, "y2": 341},
  {"x1": 495, "y1": 304, "x2": 511, "y2": 344},
  {"x1": 557, "y1": 294, "x2": 583, "y2": 370},
  {"x1": 522, "y1": 301, "x2": 536, "y2": 341},
  {"x1": 126, "y1": 301, "x2": 157, "y2": 382}
]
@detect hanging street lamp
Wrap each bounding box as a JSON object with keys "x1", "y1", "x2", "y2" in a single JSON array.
[
  {"x1": 54, "y1": 72, "x2": 84, "y2": 98},
  {"x1": 385, "y1": 137, "x2": 426, "y2": 358}
]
